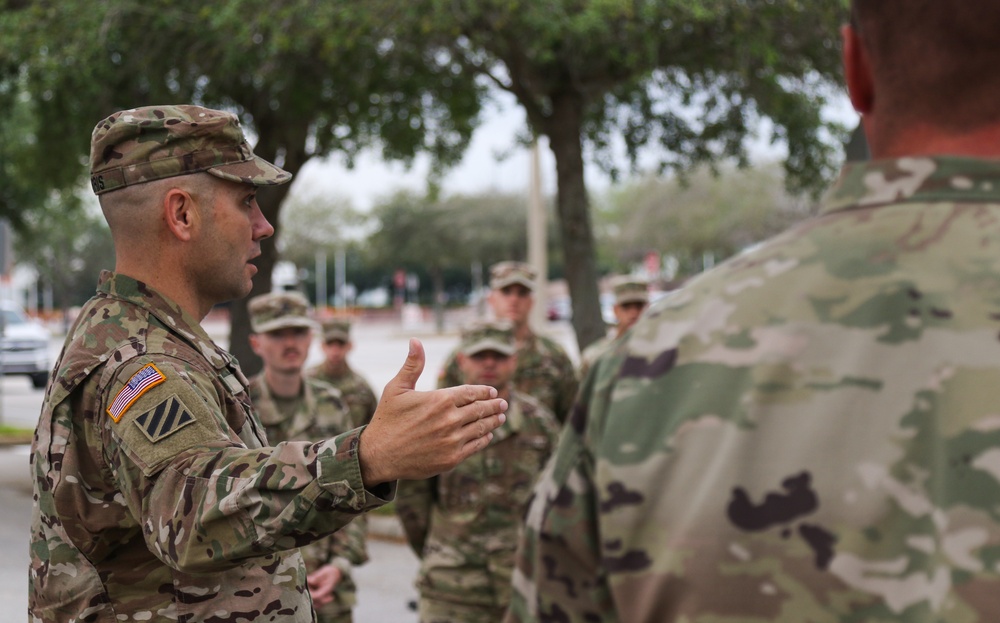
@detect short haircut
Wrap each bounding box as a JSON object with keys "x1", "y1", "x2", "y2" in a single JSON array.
[{"x1": 852, "y1": 0, "x2": 1000, "y2": 131}]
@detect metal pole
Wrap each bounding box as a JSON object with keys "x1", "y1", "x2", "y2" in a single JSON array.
[
  {"x1": 528, "y1": 139, "x2": 548, "y2": 328},
  {"x1": 315, "y1": 250, "x2": 327, "y2": 310},
  {"x1": 335, "y1": 246, "x2": 346, "y2": 310}
]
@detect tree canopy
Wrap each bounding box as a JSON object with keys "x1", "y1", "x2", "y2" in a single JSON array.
[
  {"x1": 2, "y1": 0, "x2": 851, "y2": 360},
  {"x1": 394, "y1": 0, "x2": 849, "y2": 347},
  {"x1": 594, "y1": 163, "x2": 816, "y2": 279},
  {"x1": 0, "y1": 0, "x2": 486, "y2": 372}
]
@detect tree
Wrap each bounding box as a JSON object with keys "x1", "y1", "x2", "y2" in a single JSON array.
[
  {"x1": 393, "y1": 0, "x2": 849, "y2": 348},
  {"x1": 15, "y1": 194, "x2": 116, "y2": 327},
  {"x1": 366, "y1": 189, "x2": 530, "y2": 329},
  {"x1": 0, "y1": 0, "x2": 485, "y2": 373},
  {"x1": 594, "y1": 163, "x2": 815, "y2": 279}
]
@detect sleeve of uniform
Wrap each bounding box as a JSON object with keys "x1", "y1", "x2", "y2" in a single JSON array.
[
  {"x1": 505, "y1": 351, "x2": 618, "y2": 623},
  {"x1": 99, "y1": 356, "x2": 394, "y2": 574},
  {"x1": 395, "y1": 477, "x2": 436, "y2": 558}
]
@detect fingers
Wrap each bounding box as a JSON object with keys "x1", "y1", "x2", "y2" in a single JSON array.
[
  {"x1": 459, "y1": 430, "x2": 495, "y2": 461},
  {"x1": 452, "y1": 396, "x2": 508, "y2": 427},
  {"x1": 448, "y1": 383, "x2": 500, "y2": 408},
  {"x1": 383, "y1": 339, "x2": 425, "y2": 395},
  {"x1": 463, "y1": 411, "x2": 505, "y2": 442}
]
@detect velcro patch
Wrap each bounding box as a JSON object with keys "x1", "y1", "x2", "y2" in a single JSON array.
[
  {"x1": 108, "y1": 363, "x2": 166, "y2": 422},
  {"x1": 134, "y1": 395, "x2": 195, "y2": 443}
]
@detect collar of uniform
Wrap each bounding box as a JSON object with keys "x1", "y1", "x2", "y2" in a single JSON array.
[
  {"x1": 96, "y1": 271, "x2": 236, "y2": 371},
  {"x1": 821, "y1": 156, "x2": 1000, "y2": 216}
]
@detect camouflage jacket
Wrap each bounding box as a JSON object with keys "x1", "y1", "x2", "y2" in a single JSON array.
[
  {"x1": 507, "y1": 156, "x2": 1000, "y2": 622},
  {"x1": 248, "y1": 374, "x2": 370, "y2": 618},
  {"x1": 577, "y1": 333, "x2": 616, "y2": 380},
  {"x1": 29, "y1": 272, "x2": 392, "y2": 623},
  {"x1": 439, "y1": 331, "x2": 578, "y2": 424},
  {"x1": 306, "y1": 363, "x2": 379, "y2": 429},
  {"x1": 396, "y1": 390, "x2": 560, "y2": 609}
]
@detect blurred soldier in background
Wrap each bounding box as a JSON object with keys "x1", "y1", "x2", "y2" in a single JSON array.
[
  {"x1": 308, "y1": 317, "x2": 379, "y2": 429},
  {"x1": 401, "y1": 321, "x2": 560, "y2": 623},
  {"x1": 439, "y1": 261, "x2": 577, "y2": 423},
  {"x1": 248, "y1": 292, "x2": 367, "y2": 623},
  {"x1": 577, "y1": 275, "x2": 649, "y2": 379},
  {"x1": 506, "y1": 2, "x2": 1000, "y2": 621}
]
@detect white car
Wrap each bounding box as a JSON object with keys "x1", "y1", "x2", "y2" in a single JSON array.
[{"x1": 0, "y1": 306, "x2": 52, "y2": 389}]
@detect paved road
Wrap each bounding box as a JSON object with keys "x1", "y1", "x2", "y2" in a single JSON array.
[{"x1": 4, "y1": 314, "x2": 580, "y2": 620}]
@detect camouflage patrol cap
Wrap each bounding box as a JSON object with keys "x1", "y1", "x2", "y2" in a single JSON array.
[
  {"x1": 248, "y1": 291, "x2": 318, "y2": 334},
  {"x1": 89, "y1": 104, "x2": 292, "y2": 195},
  {"x1": 320, "y1": 318, "x2": 352, "y2": 343},
  {"x1": 489, "y1": 261, "x2": 536, "y2": 291},
  {"x1": 460, "y1": 320, "x2": 516, "y2": 356},
  {"x1": 611, "y1": 275, "x2": 649, "y2": 305}
]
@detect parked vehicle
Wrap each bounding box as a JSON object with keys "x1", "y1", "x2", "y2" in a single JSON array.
[{"x1": 0, "y1": 305, "x2": 52, "y2": 389}]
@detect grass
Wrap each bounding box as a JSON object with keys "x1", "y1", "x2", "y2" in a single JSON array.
[{"x1": 0, "y1": 424, "x2": 33, "y2": 445}]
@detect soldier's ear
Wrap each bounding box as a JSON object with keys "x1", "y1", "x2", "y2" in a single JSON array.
[
  {"x1": 248, "y1": 333, "x2": 263, "y2": 356},
  {"x1": 842, "y1": 23, "x2": 874, "y2": 115},
  {"x1": 162, "y1": 187, "x2": 199, "y2": 242}
]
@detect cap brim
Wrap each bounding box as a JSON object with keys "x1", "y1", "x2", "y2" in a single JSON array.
[
  {"x1": 323, "y1": 331, "x2": 350, "y2": 342},
  {"x1": 616, "y1": 294, "x2": 649, "y2": 305},
  {"x1": 463, "y1": 339, "x2": 516, "y2": 357},
  {"x1": 208, "y1": 155, "x2": 292, "y2": 186},
  {"x1": 491, "y1": 277, "x2": 535, "y2": 291},
  {"x1": 252, "y1": 317, "x2": 318, "y2": 334}
]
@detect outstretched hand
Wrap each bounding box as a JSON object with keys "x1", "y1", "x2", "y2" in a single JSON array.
[{"x1": 359, "y1": 339, "x2": 507, "y2": 486}]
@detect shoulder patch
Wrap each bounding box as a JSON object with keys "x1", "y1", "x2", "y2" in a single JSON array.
[
  {"x1": 108, "y1": 363, "x2": 167, "y2": 422},
  {"x1": 134, "y1": 394, "x2": 195, "y2": 443}
]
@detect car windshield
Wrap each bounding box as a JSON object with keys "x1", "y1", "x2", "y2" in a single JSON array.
[{"x1": 0, "y1": 309, "x2": 27, "y2": 327}]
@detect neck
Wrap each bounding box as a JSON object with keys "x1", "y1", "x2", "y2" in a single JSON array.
[
  {"x1": 513, "y1": 322, "x2": 532, "y2": 343},
  {"x1": 867, "y1": 117, "x2": 1000, "y2": 160},
  {"x1": 264, "y1": 368, "x2": 304, "y2": 399},
  {"x1": 324, "y1": 360, "x2": 348, "y2": 377},
  {"x1": 115, "y1": 254, "x2": 209, "y2": 320}
]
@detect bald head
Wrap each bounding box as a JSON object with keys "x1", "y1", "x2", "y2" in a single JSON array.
[{"x1": 852, "y1": 1, "x2": 1000, "y2": 133}]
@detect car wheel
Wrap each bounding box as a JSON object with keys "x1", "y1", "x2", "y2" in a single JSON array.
[{"x1": 30, "y1": 372, "x2": 49, "y2": 389}]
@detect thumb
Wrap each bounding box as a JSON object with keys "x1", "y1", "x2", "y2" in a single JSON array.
[{"x1": 384, "y1": 338, "x2": 425, "y2": 395}]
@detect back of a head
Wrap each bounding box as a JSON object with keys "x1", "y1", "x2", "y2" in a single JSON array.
[{"x1": 852, "y1": 0, "x2": 1000, "y2": 132}]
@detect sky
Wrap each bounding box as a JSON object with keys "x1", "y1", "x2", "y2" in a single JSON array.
[{"x1": 291, "y1": 89, "x2": 860, "y2": 213}]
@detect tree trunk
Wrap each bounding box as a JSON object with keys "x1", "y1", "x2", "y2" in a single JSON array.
[
  {"x1": 226, "y1": 114, "x2": 310, "y2": 376},
  {"x1": 544, "y1": 95, "x2": 605, "y2": 351}
]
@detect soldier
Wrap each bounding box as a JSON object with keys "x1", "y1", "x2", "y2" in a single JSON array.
[
  {"x1": 399, "y1": 321, "x2": 560, "y2": 623},
  {"x1": 248, "y1": 292, "x2": 367, "y2": 623},
  {"x1": 577, "y1": 275, "x2": 649, "y2": 379},
  {"x1": 29, "y1": 104, "x2": 506, "y2": 622},
  {"x1": 439, "y1": 261, "x2": 577, "y2": 423},
  {"x1": 507, "y1": 2, "x2": 1000, "y2": 621},
  {"x1": 308, "y1": 317, "x2": 378, "y2": 429}
]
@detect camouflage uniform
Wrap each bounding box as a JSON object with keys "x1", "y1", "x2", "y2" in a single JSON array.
[
  {"x1": 507, "y1": 157, "x2": 1000, "y2": 622},
  {"x1": 249, "y1": 375, "x2": 368, "y2": 623},
  {"x1": 577, "y1": 333, "x2": 615, "y2": 380},
  {"x1": 396, "y1": 391, "x2": 560, "y2": 622},
  {"x1": 438, "y1": 335, "x2": 577, "y2": 424},
  {"x1": 30, "y1": 273, "x2": 392, "y2": 622},
  {"x1": 307, "y1": 364, "x2": 378, "y2": 430}
]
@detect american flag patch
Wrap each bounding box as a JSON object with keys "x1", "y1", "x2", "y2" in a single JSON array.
[{"x1": 107, "y1": 363, "x2": 166, "y2": 422}]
